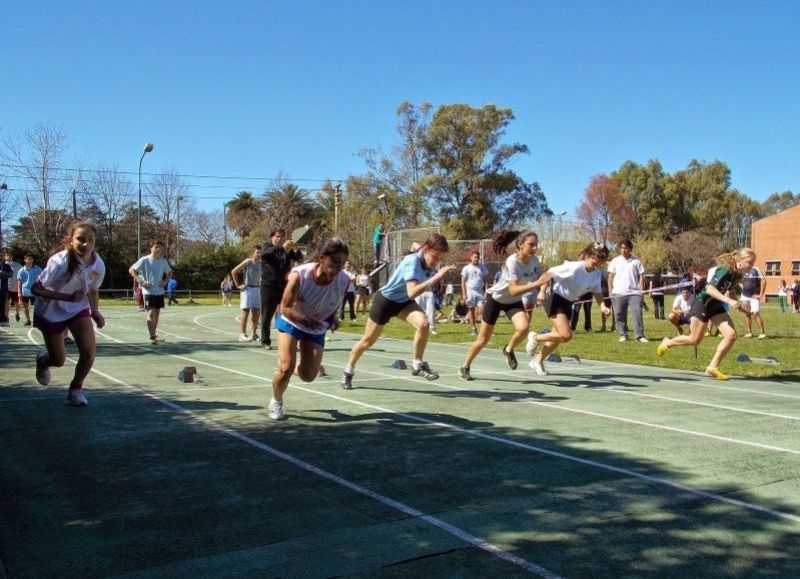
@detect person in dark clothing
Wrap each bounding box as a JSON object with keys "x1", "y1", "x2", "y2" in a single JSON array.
[
  {"x1": 649, "y1": 270, "x2": 665, "y2": 320},
  {"x1": 260, "y1": 229, "x2": 290, "y2": 350},
  {"x1": 570, "y1": 292, "x2": 593, "y2": 332}
]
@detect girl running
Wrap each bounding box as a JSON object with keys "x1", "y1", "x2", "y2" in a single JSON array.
[
  {"x1": 527, "y1": 242, "x2": 612, "y2": 375},
  {"x1": 341, "y1": 233, "x2": 456, "y2": 389},
  {"x1": 268, "y1": 237, "x2": 351, "y2": 420},
  {"x1": 459, "y1": 230, "x2": 550, "y2": 381},
  {"x1": 31, "y1": 221, "x2": 106, "y2": 406},
  {"x1": 657, "y1": 248, "x2": 756, "y2": 380}
]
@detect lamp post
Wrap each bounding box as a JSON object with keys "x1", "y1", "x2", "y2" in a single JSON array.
[
  {"x1": 0, "y1": 183, "x2": 7, "y2": 249},
  {"x1": 333, "y1": 184, "x2": 342, "y2": 234},
  {"x1": 137, "y1": 142, "x2": 154, "y2": 258},
  {"x1": 550, "y1": 210, "x2": 567, "y2": 266},
  {"x1": 176, "y1": 195, "x2": 185, "y2": 262}
]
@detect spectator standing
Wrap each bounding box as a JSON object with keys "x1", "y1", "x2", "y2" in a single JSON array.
[
  {"x1": 354, "y1": 267, "x2": 371, "y2": 317},
  {"x1": 17, "y1": 255, "x2": 43, "y2": 326},
  {"x1": 372, "y1": 223, "x2": 385, "y2": 265},
  {"x1": 5, "y1": 251, "x2": 22, "y2": 323},
  {"x1": 232, "y1": 245, "x2": 262, "y2": 341},
  {"x1": 339, "y1": 260, "x2": 357, "y2": 321},
  {"x1": 0, "y1": 255, "x2": 11, "y2": 326},
  {"x1": 166, "y1": 277, "x2": 178, "y2": 305},
  {"x1": 608, "y1": 239, "x2": 647, "y2": 342},
  {"x1": 460, "y1": 251, "x2": 488, "y2": 336},
  {"x1": 444, "y1": 282, "x2": 455, "y2": 306},
  {"x1": 792, "y1": 279, "x2": 800, "y2": 313},
  {"x1": 260, "y1": 229, "x2": 290, "y2": 350},
  {"x1": 220, "y1": 274, "x2": 234, "y2": 307},
  {"x1": 129, "y1": 240, "x2": 172, "y2": 345},
  {"x1": 740, "y1": 264, "x2": 766, "y2": 338},
  {"x1": 649, "y1": 270, "x2": 665, "y2": 320},
  {"x1": 777, "y1": 280, "x2": 788, "y2": 314}
]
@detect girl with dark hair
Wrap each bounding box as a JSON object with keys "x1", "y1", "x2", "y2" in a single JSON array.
[
  {"x1": 527, "y1": 242, "x2": 612, "y2": 376},
  {"x1": 269, "y1": 237, "x2": 351, "y2": 420},
  {"x1": 657, "y1": 248, "x2": 755, "y2": 380},
  {"x1": 459, "y1": 230, "x2": 550, "y2": 381},
  {"x1": 341, "y1": 233, "x2": 456, "y2": 389},
  {"x1": 31, "y1": 221, "x2": 106, "y2": 406}
]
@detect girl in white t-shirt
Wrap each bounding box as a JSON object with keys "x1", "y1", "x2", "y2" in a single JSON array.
[
  {"x1": 459, "y1": 230, "x2": 551, "y2": 381},
  {"x1": 32, "y1": 221, "x2": 106, "y2": 407},
  {"x1": 268, "y1": 238, "x2": 351, "y2": 420},
  {"x1": 528, "y1": 243, "x2": 612, "y2": 376}
]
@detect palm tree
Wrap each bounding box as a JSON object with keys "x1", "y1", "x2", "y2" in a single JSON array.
[{"x1": 226, "y1": 190, "x2": 263, "y2": 238}]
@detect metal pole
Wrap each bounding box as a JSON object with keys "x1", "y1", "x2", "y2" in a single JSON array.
[
  {"x1": 176, "y1": 195, "x2": 183, "y2": 262},
  {"x1": 137, "y1": 143, "x2": 154, "y2": 257},
  {"x1": 72, "y1": 189, "x2": 77, "y2": 219},
  {"x1": 0, "y1": 183, "x2": 7, "y2": 248},
  {"x1": 223, "y1": 203, "x2": 228, "y2": 245}
]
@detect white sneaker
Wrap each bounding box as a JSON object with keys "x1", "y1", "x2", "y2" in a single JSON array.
[
  {"x1": 268, "y1": 400, "x2": 284, "y2": 420},
  {"x1": 529, "y1": 358, "x2": 548, "y2": 376},
  {"x1": 757, "y1": 333, "x2": 767, "y2": 340},
  {"x1": 618, "y1": 336, "x2": 627, "y2": 343},
  {"x1": 239, "y1": 333, "x2": 250, "y2": 341},
  {"x1": 743, "y1": 332, "x2": 753, "y2": 338},
  {"x1": 67, "y1": 389, "x2": 88, "y2": 406},
  {"x1": 637, "y1": 337, "x2": 649, "y2": 343},
  {"x1": 430, "y1": 328, "x2": 437, "y2": 335},
  {"x1": 35, "y1": 351, "x2": 51, "y2": 386},
  {"x1": 525, "y1": 331, "x2": 538, "y2": 356}
]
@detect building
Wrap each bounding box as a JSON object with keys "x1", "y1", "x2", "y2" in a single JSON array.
[{"x1": 751, "y1": 204, "x2": 800, "y2": 295}]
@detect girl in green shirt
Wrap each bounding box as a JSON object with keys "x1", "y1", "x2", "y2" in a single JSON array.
[{"x1": 657, "y1": 248, "x2": 756, "y2": 380}]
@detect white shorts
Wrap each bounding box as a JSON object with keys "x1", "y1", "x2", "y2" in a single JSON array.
[
  {"x1": 465, "y1": 290, "x2": 484, "y2": 309},
  {"x1": 740, "y1": 296, "x2": 760, "y2": 314},
  {"x1": 241, "y1": 287, "x2": 261, "y2": 310}
]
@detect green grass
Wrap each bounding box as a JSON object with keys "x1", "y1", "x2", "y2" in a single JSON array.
[{"x1": 337, "y1": 301, "x2": 800, "y2": 380}]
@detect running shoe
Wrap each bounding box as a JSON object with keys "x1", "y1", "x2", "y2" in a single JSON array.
[
  {"x1": 470, "y1": 327, "x2": 477, "y2": 336},
  {"x1": 268, "y1": 400, "x2": 284, "y2": 420},
  {"x1": 35, "y1": 351, "x2": 51, "y2": 386},
  {"x1": 656, "y1": 338, "x2": 670, "y2": 357},
  {"x1": 238, "y1": 333, "x2": 250, "y2": 341},
  {"x1": 411, "y1": 361, "x2": 440, "y2": 380},
  {"x1": 67, "y1": 388, "x2": 88, "y2": 407},
  {"x1": 341, "y1": 371, "x2": 354, "y2": 390},
  {"x1": 637, "y1": 337, "x2": 649, "y2": 343},
  {"x1": 23, "y1": 320, "x2": 32, "y2": 326},
  {"x1": 525, "y1": 331, "x2": 538, "y2": 356},
  {"x1": 704, "y1": 368, "x2": 729, "y2": 381},
  {"x1": 618, "y1": 336, "x2": 627, "y2": 342},
  {"x1": 529, "y1": 357, "x2": 548, "y2": 376},
  {"x1": 459, "y1": 366, "x2": 474, "y2": 381},
  {"x1": 502, "y1": 346, "x2": 518, "y2": 370},
  {"x1": 743, "y1": 332, "x2": 753, "y2": 338},
  {"x1": 757, "y1": 333, "x2": 767, "y2": 340},
  {"x1": 252, "y1": 333, "x2": 260, "y2": 341}
]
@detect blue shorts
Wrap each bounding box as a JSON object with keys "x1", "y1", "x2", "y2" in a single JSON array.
[{"x1": 276, "y1": 316, "x2": 326, "y2": 347}]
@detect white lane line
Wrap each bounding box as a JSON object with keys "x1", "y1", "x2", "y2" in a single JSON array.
[
  {"x1": 604, "y1": 388, "x2": 800, "y2": 421},
  {"x1": 81, "y1": 334, "x2": 561, "y2": 578},
  {"x1": 662, "y1": 379, "x2": 800, "y2": 401},
  {"x1": 90, "y1": 329, "x2": 800, "y2": 524}
]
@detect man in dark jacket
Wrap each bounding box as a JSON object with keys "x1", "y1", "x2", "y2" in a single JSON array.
[{"x1": 260, "y1": 229, "x2": 290, "y2": 349}]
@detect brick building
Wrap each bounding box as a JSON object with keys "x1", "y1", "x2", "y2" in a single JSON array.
[{"x1": 751, "y1": 204, "x2": 800, "y2": 295}]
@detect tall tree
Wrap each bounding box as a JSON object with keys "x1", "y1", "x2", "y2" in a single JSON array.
[
  {"x1": 576, "y1": 174, "x2": 632, "y2": 244},
  {"x1": 226, "y1": 190, "x2": 263, "y2": 238},
  {"x1": 761, "y1": 190, "x2": 797, "y2": 216},
  {"x1": 421, "y1": 103, "x2": 537, "y2": 239},
  {"x1": 145, "y1": 168, "x2": 189, "y2": 261}
]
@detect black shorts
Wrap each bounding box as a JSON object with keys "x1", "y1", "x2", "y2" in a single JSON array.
[
  {"x1": 144, "y1": 294, "x2": 165, "y2": 310},
  {"x1": 369, "y1": 291, "x2": 420, "y2": 325},
  {"x1": 547, "y1": 293, "x2": 574, "y2": 318},
  {"x1": 482, "y1": 295, "x2": 525, "y2": 326},
  {"x1": 20, "y1": 295, "x2": 35, "y2": 305},
  {"x1": 689, "y1": 298, "x2": 726, "y2": 324}
]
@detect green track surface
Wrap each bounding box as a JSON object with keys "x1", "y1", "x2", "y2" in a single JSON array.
[{"x1": 1, "y1": 304, "x2": 799, "y2": 578}]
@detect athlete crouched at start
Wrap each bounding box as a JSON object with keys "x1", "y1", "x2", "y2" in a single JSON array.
[{"x1": 268, "y1": 237, "x2": 350, "y2": 420}]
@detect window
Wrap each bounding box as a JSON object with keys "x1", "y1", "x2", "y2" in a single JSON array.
[
  {"x1": 792, "y1": 261, "x2": 800, "y2": 276},
  {"x1": 765, "y1": 261, "x2": 781, "y2": 276}
]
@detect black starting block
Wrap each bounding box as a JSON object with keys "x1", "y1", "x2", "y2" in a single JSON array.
[
  {"x1": 546, "y1": 353, "x2": 582, "y2": 364},
  {"x1": 391, "y1": 359, "x2": 408, "y2": 370},
  {"x1": 736, "y1": 354, "x2": 780, "y2": 366},
  {"x1": 178, "y1": 366, "x2": 198, "y2": 383}
]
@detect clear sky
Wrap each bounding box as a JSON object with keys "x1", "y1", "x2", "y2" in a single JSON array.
[{"x1": 2, "y1": 0, "x2": 798, "y2": 218}]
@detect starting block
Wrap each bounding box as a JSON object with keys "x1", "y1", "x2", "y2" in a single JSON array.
[
  {"x1": 547, "y1": 354, "x2": 582, "y2": 364},
  {"x1": 178, "y1": 366, "x2": 198, "y2": 383},
  {"x1": 736, "y1": 354, "x2": 780, "y2": 366},
  {"x1": 391, "y1": 359, "x2": 408, "y2": 370}
]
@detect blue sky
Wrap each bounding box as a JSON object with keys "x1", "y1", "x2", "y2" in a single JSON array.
[{"x1": 2, "y1": 0, "x2": 798, "y2": 218}]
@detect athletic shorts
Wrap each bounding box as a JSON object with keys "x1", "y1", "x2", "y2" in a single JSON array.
[
  {"x1": 678, "y1": 313, "x2": 691, "y2": 325},
  {"x1": 355, "y1": 286, "x2": 369, "y2": 296},
  {"x1": 20, "y1": 295, "x2": 35, "y2": 305},
  {"x1": 465, "y1": 290, "x2": 484, "y2": 309},
  {"x1": 482, "y1": 295, "x2": 525, "y2": 326},
  {"x1": 276, "y1": 315, "x2": 325, "y2": 347},
  {"x1": 144, "y1": 294, "x2": 165, "y2": 310},
  {"x1": 740, "y1": 295, "x2": 761, "y2": 314},
  {"x1": 547, "y1": 292, "x2": 574, "y2": 318},
  {"x1": 34, "y1": 308, "x2": 91, "y2": 335},
  {"x1": 369, "y1": 291, "x2": 419, "y2": 326},
  {"x1": 522, "y1": 293, "x2": 536, "y2": 311},
  {"x1": 689, "y1": 298, "x2": 727, "y2": 324},
  {"x1": 240, "y1": 287, "x2": 261, "y2": 310}
]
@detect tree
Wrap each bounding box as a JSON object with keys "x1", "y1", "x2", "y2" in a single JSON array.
[
  {"x1": 666, "y1": 230, "x2": 721, "y2": 276},
  {"x1": 226, "y1": 190, "x2": 263, "y2": 238},
  {"x1": 145, "y1": 168, "x2": 189, "y2": 261},
  {"x1": 761, "y1": 190, "x2": 797, "y2": 216},
  {"x1": 248, "y1": 178, "x2": 317, "y2": 245},
  {"x1": 420, "y1": 103, "x2": 539, "y2": 239},
  {"x1": 2, "y1": 123, "x2": 78, "y2": 255},
  {"x1": 576, "y1": 174, "x2": 632, "y2": 244}
]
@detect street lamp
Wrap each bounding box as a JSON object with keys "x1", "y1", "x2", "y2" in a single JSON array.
[
  {"x1": 137, "y1": 142, "x2": 154, "y2": 258},
  {"x1": 176, "y1": 195, "x2": 185, "y2": 262},
  {"x1": 549, "y1": 210, "x2": 567, "y2": 266},
  {"x1": 0, "y1": 183, "x2": 7, "y2": 249},
  {"x1": 333, "y1": 183, "x2": 342, "y2": 234}
]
